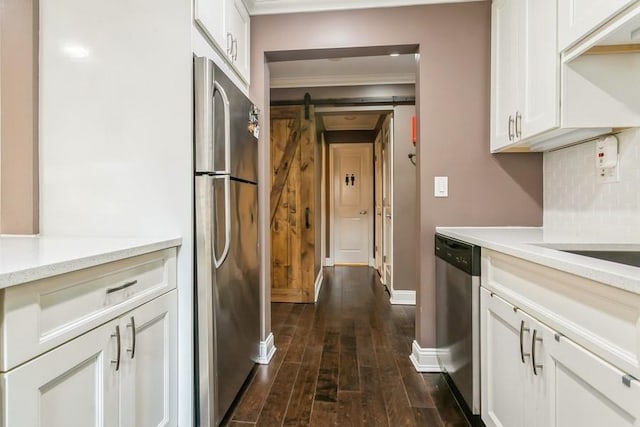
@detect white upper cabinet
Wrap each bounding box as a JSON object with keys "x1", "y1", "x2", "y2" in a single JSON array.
[
  {"x1": 194, "y1": 0, "x2": 227, "y2": 53},
  {"x1": 558, "y1": 0, "x2": 637, "y2": 51},
  {"x1": 194, "y1": 0, "x2": 251, "y2": 83},
  {"x1": 490, "y1": 0, "x2": 518, "y2": 151},
  {"x1": 227, "y1": 0, "x2": 251, "y2": 83},
  {"x1": 490, "y1": 0, "x2": 559, "y2": 152}
]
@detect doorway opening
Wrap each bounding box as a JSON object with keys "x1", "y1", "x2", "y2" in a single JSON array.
[{"x1": 268, "y1": 49, "x2": 418, "y2": 304}]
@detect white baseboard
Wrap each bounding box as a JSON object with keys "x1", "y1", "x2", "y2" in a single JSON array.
[
  {"x1": 389, "y1": 289, "x2": 416, "y2": 305},
  {"x1": 256, "y1": 333, "x2": 276, "y2": 365},
  {"x1": 409, "y1": 341, "x2": 441, "y2": 373},
  {"x1": 325, "y1": 257, "x2": 334, "y2": 267},
  {"x1": 314, "y1": 269, "x2": 324, "y2": 302}
]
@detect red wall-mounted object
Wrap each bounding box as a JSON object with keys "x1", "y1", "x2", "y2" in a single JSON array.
[{"x1": 411, "y1": 115, "x2": 417, "y2": 145}]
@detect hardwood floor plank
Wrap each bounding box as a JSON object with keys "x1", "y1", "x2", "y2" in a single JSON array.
[
  {"x1": 339, "y1": 319, "x2": 360, "y2": 392},
  {"x1": 359, "y1": 365, "x2": 389, "y2": 426},
  {"x1": 283, "y1": 343, "x2": 323, "y2": 426},
  {"x1": 413, "y1": 407, "x2": 445, "y2": 426},
  {"x1": 308, "y1": 401, "x2": 336, "y2": 426},
  {"x1": 395, "y1": 352, "x2": 435, "y2": 409},
  {"x1": 423, "y1": 374, "x2": 469, "y2": 427},
  {"x1": 375, "y1": 345, "x2": 418, "y2": 426},
  {"x1": 337, "y1": 391, "x2": 364, "y2": 426},
  {"x1": 284, "y1": 304, "x2": 315, "y2": 364},
  {"x1": 255, "y1": 362, "x2": 300, "y2": 426}
]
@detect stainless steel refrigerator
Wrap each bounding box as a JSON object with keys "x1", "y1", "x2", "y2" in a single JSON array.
[{"x1": 194, "y1": 56, "x2": 260, "y2": 427}]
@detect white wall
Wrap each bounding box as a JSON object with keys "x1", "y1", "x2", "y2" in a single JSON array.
[
  {"x1": 38, "y1": 0, "x2": 194, "y2": 424},
  {"x1": 544, "y1": 128, "x2": 640, "y2": 242}
]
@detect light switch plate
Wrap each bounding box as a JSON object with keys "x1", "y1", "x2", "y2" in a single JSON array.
[{"x1": 434, "y1": 176, "x2": 448, "y2": 197}]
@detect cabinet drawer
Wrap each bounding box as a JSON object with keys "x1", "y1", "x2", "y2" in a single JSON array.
[
  {"x1": 482, "y1": 248, "x2": 640, "y2": 379},
  {"x1": 0, "y1": 248, "x2": 176, "y2": 372}
]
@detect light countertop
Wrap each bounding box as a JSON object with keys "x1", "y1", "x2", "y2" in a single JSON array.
[
  {"x1": 0, "y1": 235, "x2": 182, "y2": 289},
  {"x1": 435, "y1": 227, "x2": 640, "y2": 295}
]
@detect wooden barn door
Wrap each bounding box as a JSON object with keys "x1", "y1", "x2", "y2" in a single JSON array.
[{"x1": 270, "y1": 106, "x2": 316, "y2": 303}]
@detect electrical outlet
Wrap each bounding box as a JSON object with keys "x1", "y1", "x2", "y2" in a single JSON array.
[{"x1": 598, "y1": 165, "x2": 620, "y2": 184}]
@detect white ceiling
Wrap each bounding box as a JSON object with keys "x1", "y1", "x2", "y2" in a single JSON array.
[
  {"x1": 246, "y1": 0, "x2": 485, "y2": 15},
  {"x1": 269, "y1": 54, "x2": 417, "y2": 88}
]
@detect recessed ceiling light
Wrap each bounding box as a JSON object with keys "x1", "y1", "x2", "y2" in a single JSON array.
[{"x1": 389, "y1": 53, "x2": 400, "y2": 57}]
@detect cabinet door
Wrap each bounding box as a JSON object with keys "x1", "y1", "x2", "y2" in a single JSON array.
[
  {"x1": 490, "y1": 0, "x2": 518, "y2": 152},
  {"x1": 544, "y1": 329, "x2": 640, "y2": 427},
  {"x1": 518, "y1": 0, "x2": 559, "y2": 141},
  {"x1": 558, "y1": 0, "x2": 635, "y2": 51},
  {"x1": 1, "y1": 320, "x2": 120, "y2": 427},
  {"x1": 195, "y1": 0, "x2": 228, "y2": 54},
  {"x1": 227, "y1": 0, "x2": 250, "y2": 83},
  {"x1": 481, "y1": 288, "x2": 528, "y2": 427},
  {"x1": 120, "y1": 290, "x2": 177, "y2": 427},
  {"x1": 526, "y1": 319, "x2": 553, "y2": 427}
]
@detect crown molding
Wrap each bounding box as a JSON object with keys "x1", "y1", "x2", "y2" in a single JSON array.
[
  {"x1": 245, "y1": 0, "x2": 485, "y2": 16},
  {"x1": 270, "y1": 72, "x2": 416, "y2": 88}
]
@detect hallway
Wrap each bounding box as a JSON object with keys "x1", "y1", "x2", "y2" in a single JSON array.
[{"x1": 225, "y1": 267, "x2": 468, "y2": 426}]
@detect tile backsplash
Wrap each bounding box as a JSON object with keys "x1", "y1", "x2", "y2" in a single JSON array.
[{"x1": 544, "y1": 128, "x2": 640, "y2": 243}]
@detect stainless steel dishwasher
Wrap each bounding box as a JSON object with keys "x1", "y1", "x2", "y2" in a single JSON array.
[{"x1": 435, "y1": 233, "x2": 481, "y2": 420}]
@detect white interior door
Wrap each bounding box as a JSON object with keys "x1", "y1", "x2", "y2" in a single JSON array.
[{"x1": 331, "y1": 143, "x2": 373, "y2": 265}]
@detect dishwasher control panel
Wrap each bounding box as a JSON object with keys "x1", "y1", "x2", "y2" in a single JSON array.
[{"x1": 434, "y1": 234, "x2": 480, "y2": 276}]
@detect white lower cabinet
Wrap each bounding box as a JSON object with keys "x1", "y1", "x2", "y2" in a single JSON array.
[
  {"x1": 120, "y1": 290, "x2": 178, "y2": 427},
  {"x1": 1, "y1": 290, "x2": 177, "y2": 427},
  {"x1": 2, "y1": 319, "x2": 120, "y2": 427},
  {"x1": 481, "y1": 287, "x2": 640, "y2": 427}
]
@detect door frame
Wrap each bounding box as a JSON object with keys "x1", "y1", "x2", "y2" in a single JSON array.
[{"x1": 329, "y1": 142, "x2": 374, "y2": 266}]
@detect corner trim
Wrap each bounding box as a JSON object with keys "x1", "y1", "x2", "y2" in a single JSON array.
[
  {"x1": 314, "y1": 269, "x2": 324, "y2": 302},
  {"x1": 409, "y1": 341, "x2": 441, "y2": 373},
  {"x1": 256, "y1": 333, "x2": 277, "y2": 365},
  {"x1": 325, "y1": 257, "x2": 334, "y2": 267},
  {"x1": 389, "y1": 289, "x2": 416, "y2": 305}
]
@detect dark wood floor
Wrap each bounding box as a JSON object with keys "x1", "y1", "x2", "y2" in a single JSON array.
[{"x1": 225, "y1": 266, "x2": 469, "y2": 426}]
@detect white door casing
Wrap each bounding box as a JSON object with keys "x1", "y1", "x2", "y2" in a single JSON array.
[
  {"x1": 382, "y1": 116, "x2": 393, "y2": 286},
  {"x1": 330, "y1": 143, "x2": 373, "y2": 265},
  {"x1": 374, "y1": 131, "x2": 383, "y2": 273}
]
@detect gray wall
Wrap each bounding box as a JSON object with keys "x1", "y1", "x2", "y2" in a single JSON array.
[
  {"x1": 251, "y1": 2, "x2": 543, "y2": 348},
  {"x1": 392, "y1": 105, "x2": 417, "y2": 291}
]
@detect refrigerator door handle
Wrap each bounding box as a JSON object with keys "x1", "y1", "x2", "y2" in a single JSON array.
[
  {"x1": 213, "y1": 81, "x2": 231, "y2": 174},
  {"x1": 213, "y1": 175, "x2": 231, "y2": 268}
]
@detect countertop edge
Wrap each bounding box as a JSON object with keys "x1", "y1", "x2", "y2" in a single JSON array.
[
  {"x1": 435, "y1": 227, "x2": 640, "y2": 295},
  {"x1": 0, "y1": 237, "x2": 183, "y2": 290}
]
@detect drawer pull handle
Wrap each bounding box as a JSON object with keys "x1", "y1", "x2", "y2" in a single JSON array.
[
  {"x1": 532, "y1": 329, "x2": 544, "y2": 376},
  {"x1": 519, "y1": 320, "x2": 530, "y2": 363},
  {"x1": 127, "y1": 316, "x2": 136, "y2": 359},
  {"x1": 106, "y1": 280, "x2": 138, "y2": 294},
  {"x1": 111, "y1": 325, "x2": 121, "y2": 371}
]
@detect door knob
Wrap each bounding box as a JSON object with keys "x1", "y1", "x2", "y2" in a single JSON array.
[{"x1": 359, "y1": 210, "x2": 367, "y2": 215}]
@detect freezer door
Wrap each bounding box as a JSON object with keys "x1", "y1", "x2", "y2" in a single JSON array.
[
  {"x1": 214, "y1": 179, "x2": 260, "y2": 424},
  {"x1": 194, "y1": 175, "x2": 216, "y2": 427}
]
